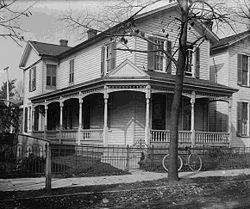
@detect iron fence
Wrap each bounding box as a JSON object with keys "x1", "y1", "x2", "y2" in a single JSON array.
[{"x1": 1, "y1": 142, "x2": 250, "y2": 179}]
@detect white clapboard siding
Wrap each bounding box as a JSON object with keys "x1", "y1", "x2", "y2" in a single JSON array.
[
  {"x1": 134, "y1": 93, "x2": 146, "y2": 141},
  {"x1": 107, "y1": 92, "x2": 146, "y2": 145}
]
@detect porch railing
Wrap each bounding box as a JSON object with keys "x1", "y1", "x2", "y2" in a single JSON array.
[
  {"x1": 151, "y1": 130, "x2": 229, "y2": 145},
  {"x1": 150, "y1": 130, "x2": 191, "y2": 144},
  {"x1": 195, "y1": 131, "x2": 229, "y2": 145},
  {"x1": 81, "y1": 129, "x2": 103, "y2": 141}
]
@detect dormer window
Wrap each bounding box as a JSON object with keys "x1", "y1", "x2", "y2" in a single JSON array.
[
  {"x1": 185, "y1": 45, "x2": 200, "y2": 78},
  {"x1": 46, "y1": 64, "x2": 56, "y2": 88},
  {"x1": 101, "y1": 41, "x2": 116, "y2": 76},
  {"x1": 69, "y1": 59, "x2": 74, "y2": 84},
  {"x1": 148, "y1": 37, "x2": 172, "y2": 73}
]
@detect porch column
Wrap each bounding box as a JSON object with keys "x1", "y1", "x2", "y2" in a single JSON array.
[
  {"x1": 31, "y1": 104, "x2": 35, "y2": 134},
  {"x1": 59, "y1": 98, "x2": 64, "y2": 144},
  {"x1": 145, "y1": 85, "x2": 151, "y2": 145},
  {"x1": 190, "y1": 91, "x2": 196, "y2": 147},
  {"x1": 44, "y1": 102, "x2": 48, "y2": 140},
  {"x1": 78, "y1": 93, "x2": 83, "y2": 145},
  {"x1": 228, "y1": 97, "x2": 232, "y2": 146},
  {"x1": 103, "y1": 88, "x2": 109, "y2": 146}
]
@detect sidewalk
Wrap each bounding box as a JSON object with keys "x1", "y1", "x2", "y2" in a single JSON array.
[{"x1": 1, "y1": 169, "x2": 250, "y2": 192}]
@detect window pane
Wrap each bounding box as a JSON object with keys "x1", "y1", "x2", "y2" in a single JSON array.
[
  {"x1": 46, "y1": 76, "x2": 51, "y2": 86},
  {"x1": 52, "y1": 76, "x2": 56, "y2": 86}
]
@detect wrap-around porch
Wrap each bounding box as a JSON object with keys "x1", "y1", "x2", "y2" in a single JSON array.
[{"x1": 31, "y1": 84, "x2": 232, "y2": 147}]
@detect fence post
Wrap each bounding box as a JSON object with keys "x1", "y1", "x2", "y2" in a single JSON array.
[
  {"x1": 126, "y1": 145, "x2": 130, "y2": 171},
  {"x1": 45, "y1": 143, "x2": 51, "y2": 190}
]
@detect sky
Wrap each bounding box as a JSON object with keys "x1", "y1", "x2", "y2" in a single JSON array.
[{"x1": 0, "y1": 0, "x2": 248, "y2": 86}]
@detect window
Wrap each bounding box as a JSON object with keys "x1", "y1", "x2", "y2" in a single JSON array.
[
  {"x1": 46, "y1": 64, "x2": 56, "y2": 88},
  {"x1": 237, "y1": 102, "x2": 249, "y2": 136},
  {"x1": 29, "y1": 66, "x2": 36, "y2": 92},
  {"x1": 69, "y1": 59, "x2": 74, "y2": 84},
  {"x1": 185, "y1": 45, "x2": 200, "y2": 78},
  {"x1": 148, "y1": 37, "x2": 172, "y2": 73},
  {"x1": 238, "y1": 54, "x2": 249, "y2": 86},
  {"x1": 101, "y1": 41, "x2": 116, "y2": 75}
]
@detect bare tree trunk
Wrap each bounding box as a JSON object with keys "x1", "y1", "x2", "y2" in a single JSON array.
[{"x1": 168, "y1": 2, "x2": 188, "y2": 181}]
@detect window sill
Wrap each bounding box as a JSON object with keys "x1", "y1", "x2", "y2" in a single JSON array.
[{"x1": 46, "y1": 86, "x2": 56, "y2": 90}]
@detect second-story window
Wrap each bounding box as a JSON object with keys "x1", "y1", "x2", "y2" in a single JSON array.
[
  {"x1": 101, "y1": 41, "x2": 116, "y2": 76},
  {"x1": 29, "y1": 66, "x2": 36, "y2": 92},
  {"x1": 69, "y1": 59, "x2": 74, "y2": 84},
  {"x1": 46, "y1": 64, "x2": 56, "y2": 88},
  {"x1": 238, "y1": 54, "x2": 249, "y2": 86},
  {"x1": 148, "y1": 37, "x2": 172, "y2": 73},
  {"x1": 185, "y1": 45, "x2": 200, "y2": 78}
]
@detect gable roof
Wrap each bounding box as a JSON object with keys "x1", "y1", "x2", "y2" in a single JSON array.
[
  {"x1": 211, "y1": 30, "x2": 250, "y2": 51},
  {"x1": 58, "y1": 3, "x2": 219, "y2": 59},
  {"x1": 19, "y1": 41, "x2": 71, "y2": 68},
  {"x1": 29, "y1": 41, "x2": 71, "y2": 56}
]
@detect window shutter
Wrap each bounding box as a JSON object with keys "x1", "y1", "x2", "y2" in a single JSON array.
[
  {"x1": 166, "y1": 40, "x2": 172, "y2": 74},
  {"x1": 33, "y1": 67, "x2": 36, "y2": 91},
  {"x1": 29, "y1": 69, "x2": 31, "y2": 92},
  {"x1": 101, "y1": 46, "x2": 105, "y2": 76},
  {"x1": 237, "y1": 54, "x2": 242, "y2": 85},
  {"x1": 195, "y1": 47, "x2": 200, "y2": 78},
  {"x1": 110, "y1": 42, "x2": 116, "y2": 71},
  {"x1": 148, "y1": 37, "x2": 155, "y2": 71},
  {"x1": 237, "y1": 102, "x2": 242, "y2": 136}
]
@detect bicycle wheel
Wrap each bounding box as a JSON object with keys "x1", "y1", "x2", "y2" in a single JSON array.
[
  {"x1": 188, "y1": 154, "x2": 202, "y2": 172},
  {"x1": 162, "y1": 154, "x2": 183, "y2": 172}
]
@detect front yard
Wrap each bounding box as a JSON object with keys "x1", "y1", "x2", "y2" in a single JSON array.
[{"x1": 1, "y1": 174, "x2": 250, "y2": 208}]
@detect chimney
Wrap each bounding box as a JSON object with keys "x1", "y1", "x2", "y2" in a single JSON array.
[
  {"x1": 59, "y1": 39, "x2": 68, "y2": 46},
  {"x1": 87, "y1": 29, "x2": 97, "y2": 39}
]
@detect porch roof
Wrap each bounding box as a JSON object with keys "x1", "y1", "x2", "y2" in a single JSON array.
[
  {"x1": 30, "y1": 71, "x2": 237, "y2": 103},
  {"x1": 146, "y1": 71, "x2": 238, "y2": 96}
]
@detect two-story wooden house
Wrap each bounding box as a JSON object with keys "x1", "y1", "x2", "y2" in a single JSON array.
[
  {"x1": 19, "y1": 3, "x2": 237, "y2": 148},
  {"x1": 210, "y1": 30, "x2": 250, "y2": 147}
]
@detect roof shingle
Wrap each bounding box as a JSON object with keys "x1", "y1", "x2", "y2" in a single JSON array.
[{"x1": 30, "y1": 41, "x2": 71, "y2": 57}]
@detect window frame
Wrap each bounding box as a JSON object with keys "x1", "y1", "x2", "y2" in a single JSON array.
[
  {"x1": 148, "y1": 36, "x2": 172, "y2": 73},
  {"x1": 185, "y1": 44, "x2": 200, "y2": 78},
  {"x1": 101, "y1": 41, "x2": 116, "y2": 75},
  {"x1": 237, "y1": 101, "x2": 250, "y2": 137},
  {"x1": 29, "y1": 66, "x2": 36, "y2": 92},
  {"x1": 69, "y1": 59, "x2": 74, "y2": 84},
  {"x1": 238, "y1": 53, "x2": 250, "y2": 87},
  {"x1": 46, "y1": 64, "x2": 57, "y2": 89}
]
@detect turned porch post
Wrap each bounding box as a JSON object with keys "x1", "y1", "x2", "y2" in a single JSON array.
[
  {"x1": 78, "y1": 93, "x2": 83, "y2": 145},
  {"x1": 228, "y1": 97, "x2": 232, "y2": 146},
  {"x1": 44, "y1": 102, "x2": 48, "y2": 140},
  {"x1": 191, "y1": 91, "x2": 196, "y2": 147},
  {"x1": 31, "y1": 104, "x2": 35, "y2": 134},
  {"x1": 103, "y1": 88, "x2": 109, "y2": 146},
  {"x1": 145, "y1": 85, "x2": 151, "y2": 145},
  {"x1": 59, "y1": 98, "x2": 64, "y2": 144}
]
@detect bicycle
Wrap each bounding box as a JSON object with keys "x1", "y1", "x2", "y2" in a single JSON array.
[{"x1": 162, "y1": 146, "x2": 202, "y2": 172}]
